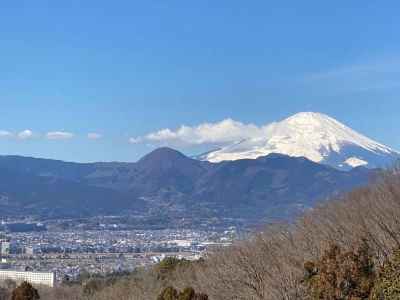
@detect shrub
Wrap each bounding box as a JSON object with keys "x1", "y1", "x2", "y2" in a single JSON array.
[
  {"x1": 11, "y1": 282, "x2": 40, "y2": 300},
  {"x1": 157, "y1": 286, "x2": 178, "y2": 300},
  {"x1": 370, "y1": 249, "x2": 400, "y2": 299},
  {"x1": 154, "y1": 257, "x2": 196, "y2": 284},
  {"x1": 303, "y1": 241, "x2": 375, "y2": 299},
  {"x1": 158, "y1": 286, "x2": 208, "y2": 300}
]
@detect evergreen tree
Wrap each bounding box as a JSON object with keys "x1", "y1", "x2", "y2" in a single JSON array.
[
  {"x1": 11, "y1": 282, "x2": 40, "y2": 300},
  {"x1": 371, "y1": 249, "x2": 400, "y2": 299},
  {"x1": 158, "y1": 286, "x2": 208, "y2": 300},
  {"x1": 303, "y1": 241, "x2": 375, "y2": 299},
  {"x1": 178, "y1": 287, "x2": 195, "y2": 300},
  {"x1": 157, "y1": 286, "x2": 178, "y2": 300}
]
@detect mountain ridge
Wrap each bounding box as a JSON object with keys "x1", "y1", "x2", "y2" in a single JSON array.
[{"x1": 0, "y1": 147, "x2": 375, "y2": 222}]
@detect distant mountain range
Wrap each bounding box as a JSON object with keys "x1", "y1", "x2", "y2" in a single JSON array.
[
  {"x1": 198, "y1": 112, "x2": 399, "y2": 170},
  {"x1": 0, "y1": 148, "x2": 375, "y2": 222}
]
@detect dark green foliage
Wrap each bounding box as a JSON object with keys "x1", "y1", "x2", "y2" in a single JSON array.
[
  {"x1": 179, "y1": 287, "x2": 208, "y2": 300},
  {"x1": 158, "y1": 286, "x2": 208, "y2": 300},
  {"x1": 193, "y1": 294, "x2": 208, "y2": 300},
  {"x1": 155, "y1": 257, "x2": 190, "y2": 280},
  {"x1": 154, "y1": 258, "x2": 208, "y2": 299},
  {"x1": 178, "y1": 287, "x2": 195, "y2": 300},
  {"x1": 370, "y1": 249, "x2": 400, "y2": 299},
  {"x1": 11, "y1": 282, "x2": 40, "y2": 300},
  {"x1": 303, "y1": 241, "x2": 375, "y2": 300},
  {"x1": 158, "y1": 257, "x2": 184, "y2": 271},
  {"x1": 157, "y1": 286, "x2": 178, "y2": 300}
]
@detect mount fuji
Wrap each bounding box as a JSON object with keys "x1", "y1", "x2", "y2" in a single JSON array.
[{"x1": 198, "y1": 112, "x2": 399, "y2": 170}]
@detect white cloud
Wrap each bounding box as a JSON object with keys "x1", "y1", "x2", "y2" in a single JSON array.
[
  {"x1": 18, "y1": 129, "x2": 34, "y2": 140},
  {"x1": 129, "y1": 118, "x2": 272, "y2": 147},
  {"x1": 88, "y1": 133, "x2": 102, "y2": 140},
  {"x1": 46, "y1": 131, "x2": 74, "y2": 140},
  {"x1": 128, "y1": 137, "x2": 141, "y2": 144},
  {"x1": 0, "y1": 130, "x2": 12, "y2": 138}
]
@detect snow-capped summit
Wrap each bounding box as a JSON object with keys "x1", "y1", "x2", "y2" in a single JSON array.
[{"x1": 200, "y1": 112, "x2": 399, "y2": 170}]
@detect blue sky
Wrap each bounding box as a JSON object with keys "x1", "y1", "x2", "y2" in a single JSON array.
[{"x1": 1, "y1": 1, "x2": 400, "y2": 162}]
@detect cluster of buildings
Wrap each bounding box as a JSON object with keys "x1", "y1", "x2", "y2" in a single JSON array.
[
  {"x1": 0, "y1": 224, "x2": 237, "y2": 288},
  {"x1": 0, "y1": 235, "x2": 55, "y2": 287}
]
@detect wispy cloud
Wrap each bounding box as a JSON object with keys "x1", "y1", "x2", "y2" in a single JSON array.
[
  {"x1": 0, "y1": 130, "x2": 13, "y2": 138},
  {"x1": 129, "y1": 118, "x2": 273, "y2": 147},
  {"x1": 87, "y1": 133, "x2": 102, "y2": 140},
  {"x1": 302, "y1": 57, "x2": 400, "y2": 92},
  {"x1": 18, "y1": 129, "x2": 34, "y2": 140},
  {"x1": 46, "y1": 131, "x2": 74, "y2": 140}
]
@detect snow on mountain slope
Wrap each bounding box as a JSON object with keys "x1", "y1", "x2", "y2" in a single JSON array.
[
  {"x1": 344, "y1": 157, "x2": 368, "y2": 168},
  {"x1": 200, "y1": 112, "x2": 399, "y2": 170}
]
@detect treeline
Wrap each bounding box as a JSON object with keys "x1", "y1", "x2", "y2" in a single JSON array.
[{"x1": 3, "y1": 170, "x2": 400, "y2": 299}]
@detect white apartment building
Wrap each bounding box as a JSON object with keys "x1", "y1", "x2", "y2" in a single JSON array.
[{"x1": 0, "y1": 270, "x2": 55, "y2": 287}]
